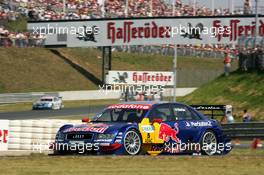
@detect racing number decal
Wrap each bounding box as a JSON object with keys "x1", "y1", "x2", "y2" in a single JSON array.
[
  {"x1": 145, "y1": 133, "x2": 152, "y2": 143},
  {"x1": 139, "y1": 118, "x2": 160, "y2": 144},
  {"x1": 0, "y1": 130, "x2": 8, "y2": 143}
]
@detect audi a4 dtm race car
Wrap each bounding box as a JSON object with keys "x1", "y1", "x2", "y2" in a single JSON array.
[
  {"x1": 53, "y1": 101, "x2": 232, "y2": 156},
  {"x1": 32, "y1": 96, "x2": 63, "y2": 110}
]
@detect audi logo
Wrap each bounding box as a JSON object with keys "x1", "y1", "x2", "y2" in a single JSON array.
[{"x1": 72, "y1": 135, "x2": 84, "y2": 139}]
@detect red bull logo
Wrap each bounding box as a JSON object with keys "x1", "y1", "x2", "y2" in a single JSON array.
[{"x1": 159, "y1": 123, "x2": 180, "y2": 142}]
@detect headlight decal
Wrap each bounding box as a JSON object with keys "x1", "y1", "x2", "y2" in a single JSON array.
[
  {"x1": 97, "y1": 133, "x2": 115, "y2": 140},
  {"x1": 56, "y1": 132, "x2": 65, "y2": 141},
  {"x1": 94, "y1": 133, "x2": 116, "y2": 142}
]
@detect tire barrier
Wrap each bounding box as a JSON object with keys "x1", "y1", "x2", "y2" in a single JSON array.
[{"x1": 0, "y1": 120, "x2": 80, "y2": 152}]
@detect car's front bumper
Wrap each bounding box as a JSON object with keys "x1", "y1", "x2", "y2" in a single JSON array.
[
  {"x1": 32, "y1": 105, "x2": 52, "y2": 110},
  {"x1": 53, "y1": 140, "x2": 123, "y2": 155}
]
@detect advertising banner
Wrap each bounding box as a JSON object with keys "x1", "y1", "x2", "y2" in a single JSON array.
[
  {"x1": 28, "y1": 15, "x2": 264, "y2": 47},
  {"x1": 106, "y1": 71, "x2": 174, "y2": 85}
]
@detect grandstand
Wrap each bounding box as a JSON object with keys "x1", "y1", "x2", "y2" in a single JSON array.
[{"x1": 0, "y1": 0, "x2": 243, "y2": 21}]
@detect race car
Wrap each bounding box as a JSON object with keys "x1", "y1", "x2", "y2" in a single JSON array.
[
  {"x1": 53, "y1": 101, "x2": 232, "y2": 156},
  {"x1": 32, "y1": 96, "x2": 63, "y2": 110}
]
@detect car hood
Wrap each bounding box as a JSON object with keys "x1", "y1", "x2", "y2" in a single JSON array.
[{"x1": 62, "y1": 122, "x2": 134, "y2": 134}]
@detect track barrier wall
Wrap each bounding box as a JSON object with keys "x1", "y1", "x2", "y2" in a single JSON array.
[{"x1": 0, "y1": 120, "x2": 80, "y2": 153}]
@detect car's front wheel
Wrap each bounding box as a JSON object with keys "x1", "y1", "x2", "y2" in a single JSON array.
[
  {"x1": 51, "y1": 104, "x2": 55, "y2": 110},
  {"x1": 123, "y1": 130, "x2": 142, "y2": 155},
  {"x1": 201, "y1": 130, "x2": 217, "y2": 156}
]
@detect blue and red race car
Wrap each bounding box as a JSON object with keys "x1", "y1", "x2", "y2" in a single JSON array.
[{"x1": 53, "y1": 101, "x2": 232, "y2": 155}]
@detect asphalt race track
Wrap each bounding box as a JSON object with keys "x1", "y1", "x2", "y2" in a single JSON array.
[{"x1": 0, "y1": 105, "x2": 106, "y2": 120}]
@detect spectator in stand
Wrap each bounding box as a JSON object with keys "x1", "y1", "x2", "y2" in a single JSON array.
[
  {"x1": 146, "y1": 92, "x2": 153, "y2": 101},
  {"x1": 153, "y1": 92, "x2": 161, "y2": 101},
  {"x1": 242, "y1": 109, "x2": 251, "y2": 122},
  {"x1": 244, "y1": 0, "x2": 252, "y2": 14},
  {"x1": 135, "y1": 92, "x2": 145, "y2": 101},
  {"x1": 223, "y1": 50, "x2": 231, "y2": 76}
]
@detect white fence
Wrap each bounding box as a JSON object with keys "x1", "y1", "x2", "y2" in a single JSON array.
[
  {"x1": 0, "y1": 88, "x2": 197, "y2": 104},
  {"x1": 0, "y1": 92, "x2": 59, "y2": 104},
  {"x1": 0, "y1": 120, "x2": 80, "y2": 153},
  {"x1": 163, "y1": 88, "x2": 197, "y2": 97},
  {"x1": 59, "y1": 90, "x2": 121, "y2": 101}
]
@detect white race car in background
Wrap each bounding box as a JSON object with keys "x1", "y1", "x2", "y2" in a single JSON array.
[{"x1": 32, "y1": 96, "x2": 64, "y2": 110}]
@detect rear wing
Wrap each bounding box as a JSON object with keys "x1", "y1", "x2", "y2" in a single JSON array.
[{"x1": 191, "y1": 105, "x2": 232, "y2": 119}]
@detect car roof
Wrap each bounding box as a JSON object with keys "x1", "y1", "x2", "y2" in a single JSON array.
[
  {"x1": 40, "y1": 96, "x2": 55, "y2": 99},
  {"x1": 112, "y1": 101, "x2": 186, "y2": 106}
]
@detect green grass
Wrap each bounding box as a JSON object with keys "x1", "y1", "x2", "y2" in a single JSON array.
[
  {"x1": 0, "y1": 149, "x2": 263, "y2": 175},
  {"x1": 179, "y1": 71, "x2": 264, "y2": 121},
  {"x1": 58, "y1": 48, "x2": 228, "y2": 81},
  {"x1": 0, "y1": 48, "x2": 97, "y2": 93},
  {"x1": 0, "y1": 103, "x2": 32, "y2": 113},
  {"x1": 0, "y1": 47, "x2": 228, "y2": 93}
]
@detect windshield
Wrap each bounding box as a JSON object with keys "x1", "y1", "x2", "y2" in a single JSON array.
[
  {"x1": 93, "y1": 108, "x2": 149, "y2": 123},
  {"x1": 40, "y1": 98, "x2": 53, "y2": 102}
]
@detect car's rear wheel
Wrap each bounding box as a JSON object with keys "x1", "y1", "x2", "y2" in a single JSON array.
[
  {"x1": 201, "y1": 131, "x2": 217, "y2": 156},
  {"x1": 123, "y1": 130, "x2": 142, "y2": 155}
]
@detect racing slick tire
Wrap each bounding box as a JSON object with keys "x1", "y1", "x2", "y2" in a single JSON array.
[
  {"x1": 123, "y1": 129, "x2": 142, "y2": 155},
  {"x1": 200, "y1": 130, "x2": 218, "y2": 156}
]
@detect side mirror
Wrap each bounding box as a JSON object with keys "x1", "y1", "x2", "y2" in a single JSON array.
[
  {"x1": 152, "y1": 118, "x2": 162, "y2": 124},
  {"x1": 82, "y1": 118, "x2": 90, "y2": 123}
]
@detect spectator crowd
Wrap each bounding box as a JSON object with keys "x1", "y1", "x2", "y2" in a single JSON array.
[
  {"x1": 0, "y1": 26, "x2": 45, "y2": 47},
  {"x1": 1, "y1": 0, "x2": 244, "y2": 21}
]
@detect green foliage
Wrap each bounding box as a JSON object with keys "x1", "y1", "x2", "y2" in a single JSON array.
[{"x1": 180, "y1": 71, "x2": 264, "y2": 120}]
